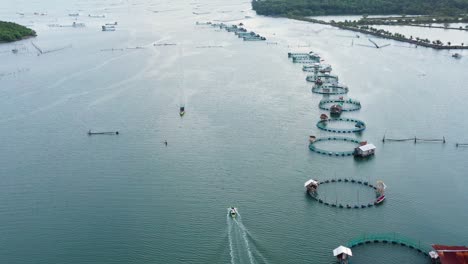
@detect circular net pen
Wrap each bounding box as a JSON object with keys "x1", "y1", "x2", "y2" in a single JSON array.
[
  {"x1": 317, "y1": 118, "x2": 366, "y2": 133},
  {"x1": 319, "y1": 99, "x2": 361, "y2": 112},
  {"x1": 309, "y1": 136, "x2": 361, "y2": 156},
  {"x1": 306, "y1": 179, "x2": 385, "y2": 208},
  {"x1": 302, "y1": 64, "x2": 332, "y2": 73},
  {"x1": 346, "y1": 233, "x2": 432, "y2": 258},
  {"x1": 312, "y1": 84, "x2": 349, "y2": 95},
  {"x1": 306, "y1": 74, "x2": 339, "y2": 84}
]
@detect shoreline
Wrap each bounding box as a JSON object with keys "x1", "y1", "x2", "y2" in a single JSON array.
[
  {"x1": 288, "y1": 16, "x2": 468, "y2": 50},
  {"x1": 0, "y1": 34, "x2": 37, "y2": 44}
]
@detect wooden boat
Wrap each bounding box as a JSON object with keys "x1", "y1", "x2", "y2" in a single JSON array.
[
  {"x1": 320, "y1": 114, "x2": 328, "y2": 120},
  {"x1": 375, "y1": 195, "x2": 385, "y2": 205}
]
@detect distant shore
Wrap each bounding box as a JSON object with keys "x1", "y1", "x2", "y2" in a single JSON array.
[{"x1": 288, "y1": 16, "x2": 468, "y2": 50}]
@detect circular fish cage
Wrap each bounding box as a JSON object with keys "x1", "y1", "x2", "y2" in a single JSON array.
[
  {"x1": 306, "y1": 74, "x2": 339, "y2": 83},
  {"x1": 302, "y1": 64, "x2": 332, "y2": 73},
  {"x1": 306, "y1": 178, "x2": 386, "y2": 209},
  {"x1": 319, "y1": 99, "x2": 361, "y2": 112},
  {"x1": 316, "y1": 118, "x2": 366, "y2": 133},
  {"x1": 311, "y1": 84, "x2": 349, "y2": 95},
  {"x1": 346, "y1": 233, "x2": 431, "y2": 259},
  {"x1": 309, "y1": 136, "x2": 360, "y2": 156}
]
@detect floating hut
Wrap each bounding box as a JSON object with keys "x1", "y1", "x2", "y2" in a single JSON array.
[
  {"x1": 330, "y1": 104, "x2": 343, "y2": 116},
  {"x1": 354, "y1": 143, "x2": 376, "y2": 157},
  {"x1": 333, "y1": 245, "x2": 352, "y2": 264},
  {"x1": 304, "y1": 179, "x2": 319, "y2": 194},
  {"x1": 430, "y1": 245, "x2": 468, "y2": 264},
  {"x1": 309, "y1": 135, "x2": 317, "y2": 143}
]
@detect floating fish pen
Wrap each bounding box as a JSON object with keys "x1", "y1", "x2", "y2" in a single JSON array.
[
  {"x1": 154, "y1": 43, "x2": 177, "y2": 46},
  {"x1": 195, "y1": 21, "x2": 212, "y2": 25},
  {"x1": 309, "y1": 136, "x2": 361, "y2": 156},
  {"x1": 243, "y1": 35, "x2": 266, "y2": 41},
  {"x1": 305, "y1": 179, "x2": 386, "y2": 208},
  {"x1": 288, "y1": 52, "x2": 309, "y2": 58},
  {"x1": 209, "y1": 22, "x2": 267, "y2": 41},
  {"x1": 306, "y1": 73, "x2": 339, "y2": 84},
  {"x1": 288, "y1": 51, "x2": 320, "y2": 60},
  {"x1": 319, "y1": 98, "x2": 361, "y2": 112},
  {"x1": 346, "y1": 233, "x2": 432, "y2": 258},
  {"x1": 317, "y1": 118, "x2": 366, "y2": 133},
  {"x1": 236, "y1": 31, "x2": 256, "y2": 38},
  {"x1": 382, "y1": 135, "x2": 446, "y2": 144},
  {"x1": 303, "y1": 63, "x2": 332, "y2": 73},
  {"x1": 87, "y1": 130, "x2": 119, "y2": 135},
  {"x1": 102, "y1": 25, "x2": 115, "y2": 31},
  {"x1": 89, "y1": 14, "x2": 106, "y2": 18},
  {"x1": 312, "y1": 83, "x2": 349, "y2": 95}
]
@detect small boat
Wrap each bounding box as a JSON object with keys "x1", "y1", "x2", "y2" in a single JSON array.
[
  {"x1": 375, "y1": 195, "x2": 385, "y2": 205},
  {"x1": 452, "y1": 53, "x2": 461, "y2": 59},
  {"x1": 320, "y1": 114, "x2": 329, "y2": 120},
  {"x1": 330, "y1": 104, "x2": 343, "y2": 115},
  {"x1": 179, "y1": 106, "x2": 185, "y2": 117},
  {"x1": 69, "y1": 13, "x2": 79, "y2": 17},
  {"x1": 229, "y1": 207, "x2": 238, "y2": 218},
  {"x1": 105, "y1": 22, "x2": 118, "y2": 26}
]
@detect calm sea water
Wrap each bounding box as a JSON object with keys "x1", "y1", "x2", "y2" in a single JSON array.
[{"x1": 1, "y1": 0, "x2": 467, "y2": 263}]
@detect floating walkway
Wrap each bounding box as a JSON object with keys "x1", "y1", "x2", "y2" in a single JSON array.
[
  {"x1": 382, "y1": 135, "x2": 445, "y2": 143},
  {"x1": 312, "y1": 84, "x2": 349, "y2": 95},
  {"x1": 87, "y1": 130, "x2": 119, "y2": 135},
  {"x1": 319, "y1": 98, "x2": 361, "y2": 112},
  {"x1": 317, "y1": 118, "x2": 366, "y2": 133},
  {"x1": 309, "y1": 136, "x2": 361, "y2": 156},
  {"x1": 346, "y1": 233, "x2": 432, "y2": 257}
]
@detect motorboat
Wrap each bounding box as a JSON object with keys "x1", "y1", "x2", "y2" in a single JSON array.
[
  {"x1": 179, "y1": 106, "x2": 185, "y2": 117},
  {"x1": 229, "y1": 207, "x2": 238, "y2": 218}
]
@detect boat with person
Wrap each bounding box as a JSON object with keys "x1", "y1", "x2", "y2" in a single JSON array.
[
  {"x1": 179, "y1": 106, "x2": 185, "y2": 117},
  {"x1": 229, "y1": 207, "x2": 238, "y2": 218}
]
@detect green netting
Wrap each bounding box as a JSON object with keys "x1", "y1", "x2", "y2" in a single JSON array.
[
  {"x1": 306, "y1": 74, "x2": 339, "y2": 83},
  {"x1": 308, "y1": 178, "x2": 381, "y2": 209},
  {"x1": 309, "y1": 136, "x2": 360, "y2": 156},
  {"x1": 312, "y1": 85, "x2": 349, "y2": 95},
  {"x1": 346, "y1": 233, "x2": 432, "y2": 255},
  {"x1": 319, "y1": 99, "x2": 361, "y2": 112},
  {"x1": 317, "y1": 118, "x2": 366, "y2": 133}
]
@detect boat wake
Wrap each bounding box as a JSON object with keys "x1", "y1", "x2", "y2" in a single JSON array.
[{"x1": 226, "y1": 211, "x2": 270, "y2": 264}]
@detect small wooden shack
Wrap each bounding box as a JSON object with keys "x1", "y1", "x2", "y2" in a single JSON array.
[
  {"x1": 333, "y1": 245, "x2": 352, "y2": 264},
  {"x1": 354, "y1": 143, "x2": 376, "y2": 157}
]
